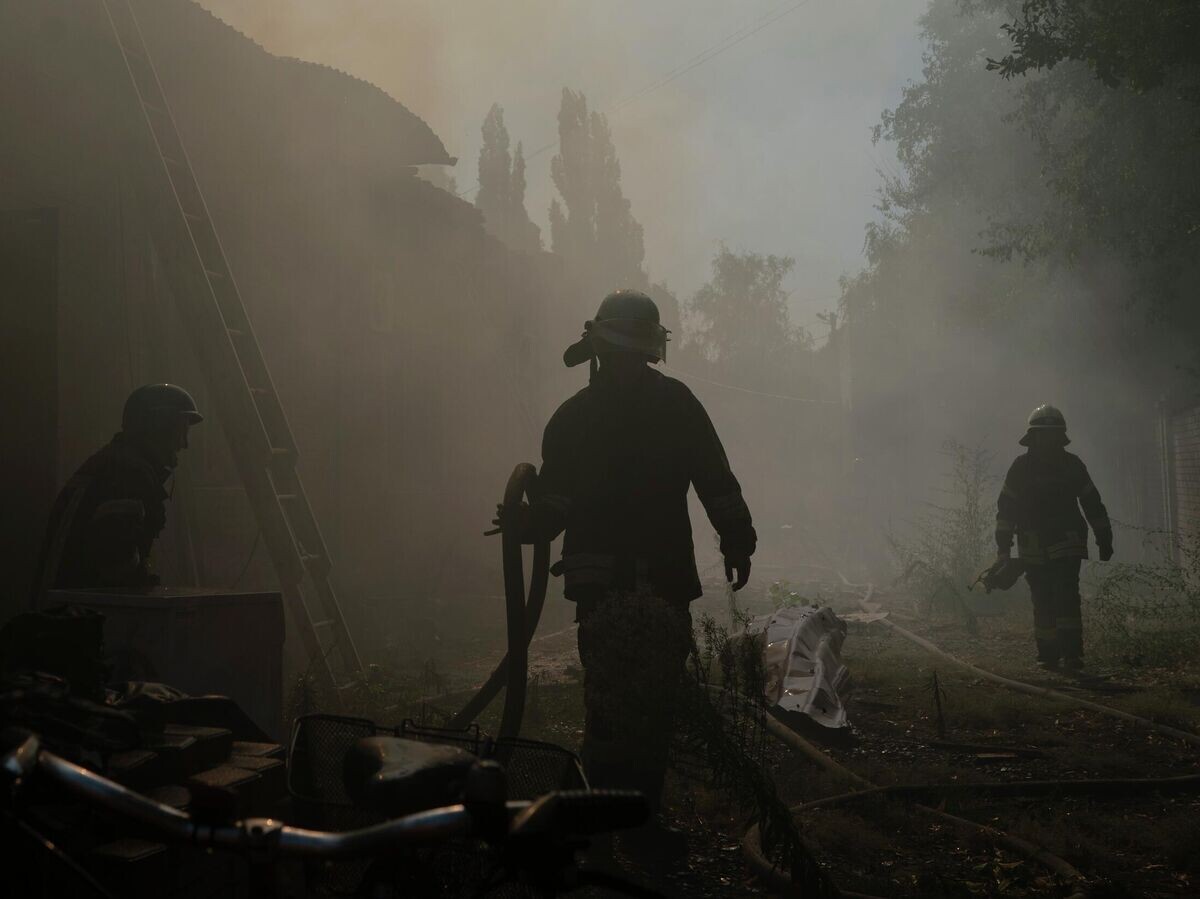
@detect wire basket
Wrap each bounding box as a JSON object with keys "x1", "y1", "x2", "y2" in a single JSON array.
[
  {"x1": 286, "y1": 715, "x2": 587, "y2": 897},
  {"x1": 288, "y1": 715, "x2": 586, "y2": 810}
]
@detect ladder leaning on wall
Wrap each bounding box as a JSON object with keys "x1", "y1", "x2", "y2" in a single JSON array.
[{"x1": 99, "y1": 0, "x2": 363, "y2": 697}]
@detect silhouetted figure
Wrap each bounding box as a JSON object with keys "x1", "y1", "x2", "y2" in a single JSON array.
[
  {"x1": 33, "y1": 384, "x2": 203, "y2": 599},
  {"x1": 996, "y1": 405, "x2": 1112, "y2": 670},
  {"x1": 499, "y1": 290, "x2": 756, "y2": 853}
]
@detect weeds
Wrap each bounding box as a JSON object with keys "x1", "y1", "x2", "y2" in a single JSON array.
[
  {"x1": 678, "y1": 611, "x2": 838, "y2": 896},
  {"x1": 927, "y1": 670, "x2": 947, "y2": 738},
  {"x1": 1082, "y1": 524, "x2": 1200, "y2": 670},
  {"x1": 889, "y1": 440, "x2": 997, "y2": 632},
  {"x1": 768, "y1": 580, "x2": 819, "y2": 609}
]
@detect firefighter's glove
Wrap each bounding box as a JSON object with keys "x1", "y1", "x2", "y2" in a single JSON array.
[
  {"x1": 725, "y1": 556, "x2": 751, "y2": 592},
  {"x1": 996, "y1": 548, "x2": 1011, "y2": 562},
  {"x1": 1098, "y1": 542, "x2": 1113, "y2": 562},
  {"x1": 490, "y1": 502, "x2": 537, "y2": 544}
]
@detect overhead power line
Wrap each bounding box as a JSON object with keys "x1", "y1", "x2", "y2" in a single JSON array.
[
  {"x1": 610, "y1": 0, "x2": 815, "y2": 117},
  {"x1": 456, "y1": 0, "x2": 815, "y2": 199}
]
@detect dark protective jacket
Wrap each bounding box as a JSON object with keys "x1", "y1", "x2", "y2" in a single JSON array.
[
  {"x1": 995, "y1": 449, "x2": 1112, "y2": 564},
  {"x1": 32, "y1": 434, "x2": 170, "y2": 599},
  {"x1": 533, "y1": 368, "x2": 756, "y2": 602}
]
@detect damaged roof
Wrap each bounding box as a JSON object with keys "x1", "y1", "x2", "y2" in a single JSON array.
[{"x1": 139, "y1": 0, "x2": 456, "y2": 168}]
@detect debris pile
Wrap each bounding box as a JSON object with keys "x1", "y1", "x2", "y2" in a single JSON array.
[{"x1": 744, "y1": 604, "x2": 851, "y2": 737}]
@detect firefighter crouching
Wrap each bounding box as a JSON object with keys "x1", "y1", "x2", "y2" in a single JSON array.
[
  {"x1": 996, "y1": 405, "x2": 1112, "y2": 670},
  {"x1": 32, "y1": 383, "x2": 203, "y2": 601},
  {"x1": 496, "y1": 289, "x2": 756, "y2": 854}
]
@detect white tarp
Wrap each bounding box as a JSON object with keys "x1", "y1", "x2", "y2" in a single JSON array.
[{"x1": 745, "y1": 604, "x2": 851, "y2": 731}]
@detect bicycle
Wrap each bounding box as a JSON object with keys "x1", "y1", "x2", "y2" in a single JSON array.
[{"x1": 2, "y1": 723, "x2": 662, "y2": 898}]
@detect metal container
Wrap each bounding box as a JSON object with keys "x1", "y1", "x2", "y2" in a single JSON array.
[{"x1": 46, "y1": 588, "x2": 283, "y2": 737}]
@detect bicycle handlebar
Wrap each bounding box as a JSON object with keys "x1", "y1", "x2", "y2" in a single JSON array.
[
  {"x1": 40, "y1": 751, "x2": 479, "y2": 858},
  {"x1": 11, "y1": 736, "x2": 647, "y2": 861}
]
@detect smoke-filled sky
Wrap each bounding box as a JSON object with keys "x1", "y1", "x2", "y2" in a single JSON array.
[{"x1": 199, "y1": 0, "x2": 927, "y2": 333}]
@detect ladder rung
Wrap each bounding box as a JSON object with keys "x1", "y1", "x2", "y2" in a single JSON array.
[{"x1": 107, "y1": 0, "x2": 363, "y2": 691}]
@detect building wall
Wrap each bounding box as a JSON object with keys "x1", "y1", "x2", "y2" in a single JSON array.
[{"x1": 0, "y1": 1, "x2": 590, "y2": 650}]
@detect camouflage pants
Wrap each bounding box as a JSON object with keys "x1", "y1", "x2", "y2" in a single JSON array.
[
  {"x1": 1025, "y1": 558, "x2": 1083, "y2": 662},
  {"x1": 575, "y1": 589, "x2": 692, "y2": 811}
]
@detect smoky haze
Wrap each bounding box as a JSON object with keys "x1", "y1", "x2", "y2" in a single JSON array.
[
  {"x1": 4, "y1": 0, "x2": 1183, "y2": 672},
  {"x1": 197, "y1": 0, "x2": 927, "y2": 332}
]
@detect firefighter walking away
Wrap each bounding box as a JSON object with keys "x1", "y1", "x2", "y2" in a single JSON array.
[
  {"x1": 996, "y1": 404, "x2": 1112, "y2": 671},
  {"x1": 495, "y1": 289, "x2": 756, "y2": 862}
]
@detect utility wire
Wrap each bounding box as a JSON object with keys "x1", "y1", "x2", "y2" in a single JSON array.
[
  {"x1": 610, "y1": 0, "x2": 814, "y2": 116},
  {"x1": 456, "y1": 0, "x2": 814, "y2": 198}
]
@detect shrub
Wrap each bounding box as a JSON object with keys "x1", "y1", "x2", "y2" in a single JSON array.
[
  {"x1": 1083, "y1": 524, "x2": 1200, "y2": 668},
  {"x1": 888, "y1": 440, "x2": 997, "y2": 629}
]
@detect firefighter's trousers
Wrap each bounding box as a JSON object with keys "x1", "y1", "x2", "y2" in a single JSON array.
[
  {"x1": 575, "y1": 589, "x2": 692, "y2": 812},
  {"x1": 1024, "y1": 557, "x2": 1083, "y2": 662}
]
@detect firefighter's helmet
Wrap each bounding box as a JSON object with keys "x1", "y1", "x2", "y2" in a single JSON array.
[
  {"x1": 1019, "y1": 404, "x2": 1069, "y2": 446},
  {"x1": 563, "y1": 289, "x2": 669, "y2": 368},
  {"x1": 122, "y1": 383, "x2": 204, "y2": 432}
]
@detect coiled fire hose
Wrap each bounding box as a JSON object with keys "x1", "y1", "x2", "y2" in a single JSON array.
[{"x1": 449, "y1": 464, "x2": 551, "y2": 739}]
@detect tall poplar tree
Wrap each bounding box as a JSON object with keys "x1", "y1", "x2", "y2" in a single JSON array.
[
  {"x1": 548, "y1": 89, "x2": 646, "y2": 291},
  {"x1": 475, "y1": 103, "x2": 540, "y2": 253}
]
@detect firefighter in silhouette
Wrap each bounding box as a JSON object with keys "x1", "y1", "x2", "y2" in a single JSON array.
[
  {"x1": 33, "y1": 384, "x2": 203, "y2": 599},
  {"x1": 497, "y1": 289, "x2": 756, "y2": 854},
  {"x1": 996, "y1": 405, "x2": 1112, "y2": 670}
]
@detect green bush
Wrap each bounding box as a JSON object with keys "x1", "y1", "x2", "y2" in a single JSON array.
[
  {"x1": 888, "y1": 440, "x2": 997, "y2": 629},
  {"x1": 1083, "y1": 526, "x2": 1200, "y2": 668}
]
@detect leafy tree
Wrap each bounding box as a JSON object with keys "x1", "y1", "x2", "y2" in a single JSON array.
[
  {"x1": 971, "y1": 0, "x2": 1200, "y2": 321},
  {"x1": 839, "y1": 0, "x2": 1196, "y2": 546},
  {"x1": 685, "y1": 245, "x2": 813, "y2": 389},
  {"x1": 985, "y1": 0, "x2": 1200, "y2": 94},
  {"x1": 475, "y1": 103, "x2": 541, "y2": 253},
  {"x1": 548, "y1": 88, "x2": 646, "y2": 291}
]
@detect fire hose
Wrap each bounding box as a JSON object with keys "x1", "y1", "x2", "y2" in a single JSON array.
[
  {"x1": 744, "y1": 574, "x2": 1200, "y2": 896},
  {"x1": 745, "y1": 709, "x2": 1090, "y2": 899},
  {"x1": 449, "y1": 464, "x2": 551, "y2": 739}
]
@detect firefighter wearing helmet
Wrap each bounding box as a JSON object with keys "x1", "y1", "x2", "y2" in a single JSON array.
[
  {"x1": 32, "y1": 384, "x2": 203, "y2": 599},
  {"x1": 996, "y1": 405, "x2": 1112, "y2": 670},
  {"x1": 496, "y1": 289, "x2": 756, "y2": 858}
]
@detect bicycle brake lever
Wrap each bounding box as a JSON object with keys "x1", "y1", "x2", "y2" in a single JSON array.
[{"x1": 1, "y1": 728, "x2": 40, "y2": 784}]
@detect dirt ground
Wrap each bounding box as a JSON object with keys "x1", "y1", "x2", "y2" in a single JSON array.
[
  {"x1": 367, "y1": 584, "x2": 1200, "y2": 898},
  {"x1": 773, "y1": 603, "x2": 1200, "y2": 899}
]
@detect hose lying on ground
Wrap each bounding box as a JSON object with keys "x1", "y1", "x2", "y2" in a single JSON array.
[
  {"x1": 839, "y1": 571, "x2": 1200, "y2": 749},
  {"x1": 742, "y1": 578, "x2": 1116, "y2": 898},
  {"x1": 745, "y1": 717, "x2": 1089, "y2": 898},
  {"x1": 792, "y1": 771, "x2": 1200, "y2": 813},
  {"x1": 870, "y1": 612, "x2": 1200, "y2": 750}
]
